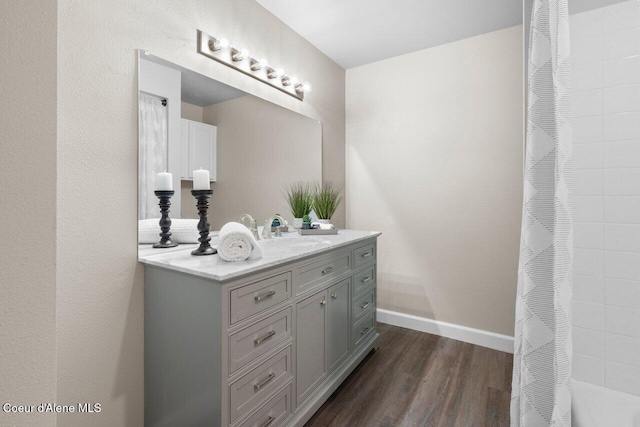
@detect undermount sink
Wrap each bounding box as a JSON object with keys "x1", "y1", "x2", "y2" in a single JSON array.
[{"x1": 257, "y1": 234, "x2": 326, "y2": 249}]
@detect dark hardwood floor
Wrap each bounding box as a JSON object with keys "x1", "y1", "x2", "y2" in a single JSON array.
[{"x1": 305, "y1": 323, "x2": 513, "y2": 427}]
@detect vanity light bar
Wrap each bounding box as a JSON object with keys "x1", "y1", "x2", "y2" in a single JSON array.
[{"x1": 197, "y1": 30, "x2": 311, "y2": 101}]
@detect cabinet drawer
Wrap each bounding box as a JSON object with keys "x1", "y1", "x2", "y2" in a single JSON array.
[
  {"x1": 229, "y1": 308, "x2": 292, "y2": 374},
  {"x1": 352, "y1": 289, "x2": 375, "y2": 325},
  {"x1": 236, "y1": 384, "x2": 291, "y2": 427},
  {"x1": 353, "y1": 243, "x2": 375, "y2": 269},
  {"x1": 229, "y1": 346, "x2": 292, "y2": 424},
  {"x1": 353, "y1": 264, "x2": 376, "y2": 297},
  {"x1": 352, "y1": 312, "x2": 376, "y2": 349},
  {"x1": 295, "y1": 251, "x2": 351, "y2": 295},
  {"x1": 230, "y1": 272, "x2": 292, "y2": 325}
]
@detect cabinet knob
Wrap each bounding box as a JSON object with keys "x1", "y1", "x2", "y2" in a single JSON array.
[
  {"x1": 320, "y1": 298, "x2": 327, "y2": 306},
  {"x1": 331, "y1": 293, "x2": 337, "y2": 299}
]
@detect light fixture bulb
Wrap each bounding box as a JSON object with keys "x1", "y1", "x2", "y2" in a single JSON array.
[
  {"x1": 289, "y1": 76, "x2": 299, "y2": 86},
  {"x1": 210, "y1": 37, "x2": 230, "y2": 51},
  {"x1": 250, "y1": 57, "x2": 268, "y2": 71},
  {"x1": 232, "y1": 48, "x2": 249, "y2": 62},
  {"x1": 295, "y1": 82, "x2": 312, "y2": 94},
  {"x1": 267, "y1": 67, "x2": 283, "y2": 79}
]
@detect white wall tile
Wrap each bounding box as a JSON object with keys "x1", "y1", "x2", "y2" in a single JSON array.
[
  {"x1": 604, "y1": 56, "x2": 640, "y2": 87},
  {"x1": 574, "y1": 354, "x2": 605, "y2": 385},
  {"x1": 603, "y1": 84, "x2": 640, "y2": 114},
  {"x1": 604, "y1": 169, "x2": 640, "y2": 195},
  {"x1": 604, "y1": 140, "x2": 640, "y2": 168},
  {"x1": 604, "y1": 196, "x2": 640, "y2": 223},
  {"x1": 575, "y1": 142, "x2": 604, "y2": 170},
  {"x1": 605, "y1": 305, "x2": 640, "y2": 337},
  {"x1": 575, "y1": 249, "x2": 605, "y2": 277},
  {"x1": 573, "y1": 35, "x2": 603, "y2": 65},
  {"x1": 575, "y1": 274, "x2": 605, "y2": 303},
  {"x1": 575, "y1": 61, "x2": 604, "y2": 91},
  {"x1": 571, "y1": 8, "x2": 602, "y2": 41},
  {"x1": 573, "y1": 89, "x2": 603, "y2": 117},
  {"x1": 605, "y1": 224, "x2": 640, "y2": 252},
  {"x1": 574, "y1": 116, "x2": 603, "y2": 144},
  {"x1": 602, "y1": 0, "x2": 640, "y2": 33},
  {"x1": 574, "y1": 300, "x2": 605, "y2": 330},
  {"x1": 603, "y1": 27, "x2": 640, "y2": 61},
  {"x1": 604, "y1": 112, "x2": 640, "y2": 141},
  {"x1": 606, "y1": 334, "x2": 640, "y2": 366},
  {"x1": 575, "y1": 170, "x2": 604, "y2": 195},
  {"x1": 575, "y1": 223, "x2": 604, "y2": 249},
  {"x1": 575, "y1": 196, "x2": 604, "y2": 222},
  {"x1": 575, "y1": 327, "x2": 605, "y2": 358},
  {"x1": 605, "y1": 361, "x2": 640, "y2": 395},
  {"x1": 605, "y1": 278, "x2": 640, "y2": 309},
  {"x1": 605, "y1": 251, "x2": 640, "y2": 281},
  {"x1": 573, "y1": 274, "x2": 604, "y2": 304}
]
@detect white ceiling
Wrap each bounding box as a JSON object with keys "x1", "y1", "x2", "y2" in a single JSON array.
[{"x1": 255, "y1": 0, "x2": 523, "y2": 69}]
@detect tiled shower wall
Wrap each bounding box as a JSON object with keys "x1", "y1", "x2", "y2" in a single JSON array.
[{"x1": 571, "y1": 0, "x2": 640, "y2": 396}]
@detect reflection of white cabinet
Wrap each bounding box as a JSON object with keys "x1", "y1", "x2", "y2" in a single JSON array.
[{"x1": 180, "y1": 118, "x2": 217, "y2": 181}]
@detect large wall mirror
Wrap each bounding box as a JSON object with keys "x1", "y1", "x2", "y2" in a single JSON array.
[{"x1": 137, "y1": 52, "x2": 322, "y2": 249}]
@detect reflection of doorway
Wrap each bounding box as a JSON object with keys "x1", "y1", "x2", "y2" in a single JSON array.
[{"x1": 138, "y1": 93, "x2": 167, "y2": 219}]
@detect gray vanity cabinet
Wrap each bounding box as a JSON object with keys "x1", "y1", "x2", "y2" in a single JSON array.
[
  {"x1": 296, "y1": 277, "x2": 351, "y2": 405},
  {"x1": 143, "y1": 233, "x2": 379, "y2": 427}
]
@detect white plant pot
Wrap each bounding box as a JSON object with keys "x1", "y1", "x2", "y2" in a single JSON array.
[
  {"x1": 316, "y1": 219, "x2": 331, "y2": 225},
  {"x1": 293, "y1": 218, "x2": 303, "y2": 229}
]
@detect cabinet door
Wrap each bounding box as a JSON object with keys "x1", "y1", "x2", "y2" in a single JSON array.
[
  {"x1": 188, "y1": 121, "x2": 217, "y2": 181},
  {"x1": 296, "y1": 290, "x2": 326, "y2": 405},
  {"x1": 180, "y1": 119, "x2": 189, "y2": 179},
  {"x1": 326, "y1": 278, "x2": 350, "y2": 374}
]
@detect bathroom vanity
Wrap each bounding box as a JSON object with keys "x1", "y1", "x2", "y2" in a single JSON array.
[{"x1": 139, "y1": 230, "x2": 380, "y2": 427}]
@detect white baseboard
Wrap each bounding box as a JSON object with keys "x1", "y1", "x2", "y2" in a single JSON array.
[{"x1": 376, "y1": 308, "x2": 514, "y2": 354}]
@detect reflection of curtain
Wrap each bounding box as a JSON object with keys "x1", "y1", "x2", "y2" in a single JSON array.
[
  {"x1": 511, "y1": 1, "x2": 572, "y2": 426},
  {"x1": 139, "y1": 94, "x2": 167, "y2": 219}
]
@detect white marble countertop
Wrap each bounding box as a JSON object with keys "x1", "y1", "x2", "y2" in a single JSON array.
[{"x1": 138, "y1": 229, "x2": 381, "y2": 282}]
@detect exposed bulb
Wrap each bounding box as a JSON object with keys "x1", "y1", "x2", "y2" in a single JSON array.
[
  {"x1": 267, "y1": 67, "x2": 284, "y2": 79},
  {"x1": 209, "y1": 37, "x2": 230, "y2": 51},
  {"x1": 232, "y1": 48, "x2": 249, "y2": 62},
  {"x1": 295, "y1": 82, "x2": 312, "y2": 94},
  {"x1": 250, "y1": 57, "x2": 268, "y2": 71}
]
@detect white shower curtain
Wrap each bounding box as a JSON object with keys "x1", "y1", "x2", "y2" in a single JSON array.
[
  {"x1": 138, "y1": 94, "x2": 167, "y2": 220},
  {"x1": 511, "y1": 0, "x2": 573, "y2": 426}
]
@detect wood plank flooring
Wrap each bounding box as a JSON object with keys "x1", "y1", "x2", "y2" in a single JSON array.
[{"x1": 305, "y1": 323, "x2": 513, "y2": 427}]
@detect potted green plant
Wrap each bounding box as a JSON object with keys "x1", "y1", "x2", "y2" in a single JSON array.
[
  {"x1": 312, "y1": 181, "x2": 342, "y2": 224},
  {"x1": 284, "y1": 182, "x2": 313, "y2": 229},
  {"x1": 301, "y1": 214, "x2": 312, "y2": 230}
]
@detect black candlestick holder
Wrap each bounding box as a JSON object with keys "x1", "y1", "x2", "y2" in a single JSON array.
[
  {"x1": 153, "y1": 190, "x2": 179, "y2": 248},
  {"x1": 191, "y1": 189, "x2": 217, "y2": 256}
]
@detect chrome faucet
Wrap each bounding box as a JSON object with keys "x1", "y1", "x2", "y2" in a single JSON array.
[
  {"x1": 239, "y1": 214, "x2": 260, "y2": 241},
  {"x1": 263, "y1": 214, "x2": 286, "y2": 239}
]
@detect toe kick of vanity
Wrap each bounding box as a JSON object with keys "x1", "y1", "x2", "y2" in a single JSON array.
[{"x1": 142, "y1": 230, "x2": 380, "y2": 427}]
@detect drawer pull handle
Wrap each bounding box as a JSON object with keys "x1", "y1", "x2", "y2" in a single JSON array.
[
  {"x1": 254, "y1": 372, "x2": 276, "y2": 390},
  {"x1": 360, "y1": 276, "x2": 372, "y2": 283},
  {"x1": 321, "y1": 266, "x2": 333, "y2": 275},
  {"x1": 255, "y1": 290, "x2": 276, "y2": 302},
  {"x1": 254, "y1": 330, "x2": 276, "y2": 345},
  {"x1": 361, "y1": 252, "x2": 372, "y2": 258},
  {"x1": 331, "y1": 293, "x2": 337, "y2": 299},
  {"x1": 321, "y1": 298, "x2": 327, "y2": 306},
  {"x1": 360, "y1": 326, "x2": 370, "y2": 336},
  {"x1": 262, "y1": 415, "x2": 275, "y2": 427},
  {"x1": 360, "y1": 301, "x2": 371, "y2": 310}
]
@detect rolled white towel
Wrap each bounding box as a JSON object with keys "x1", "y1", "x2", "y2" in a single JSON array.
[
  {"x1": 138, "y1": 218, "x2": 201, "y2": 244},
  {"x1": 218, "y1": 222, "x2": 263, "y2": 262}
]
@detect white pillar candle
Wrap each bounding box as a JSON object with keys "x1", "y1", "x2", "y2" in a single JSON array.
[
  {"x1": 193, "y1": 168, "x2": 210, "y2": 190},
  {"x1": 156, "y1": 172, "x2": 173, "y2": 191}
]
